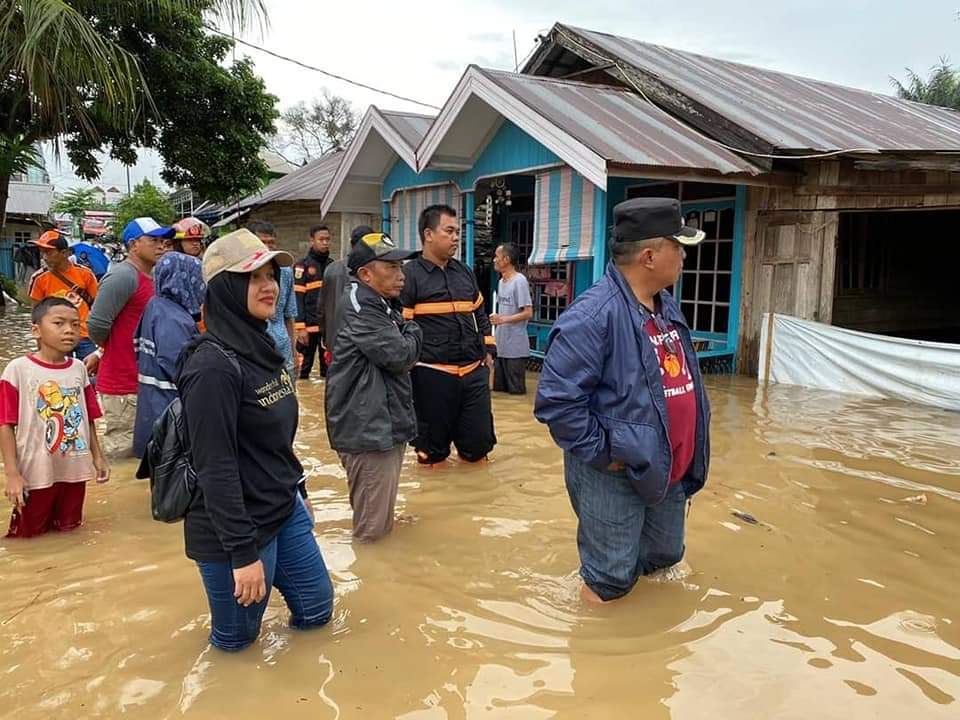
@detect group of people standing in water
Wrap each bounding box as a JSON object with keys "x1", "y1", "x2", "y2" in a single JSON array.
[{"x1": 3, "y1": 195, "x2": 712, "y2": 651}]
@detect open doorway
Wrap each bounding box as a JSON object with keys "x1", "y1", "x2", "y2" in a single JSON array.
[{"x1": 833, "y1": 209, "x2": 960, "y2": 342}]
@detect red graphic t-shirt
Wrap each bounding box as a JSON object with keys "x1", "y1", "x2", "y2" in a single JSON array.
[{"x1": 644, "y1": 316, "x2": 697, "y2": 484}]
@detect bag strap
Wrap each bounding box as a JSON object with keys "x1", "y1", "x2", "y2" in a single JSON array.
[
  {"x1": 46, "y1": 267, "x2": 95, "y2": 308},
  {"x1": 198, "y1": 338, "x2": 242, "y2": 377}
]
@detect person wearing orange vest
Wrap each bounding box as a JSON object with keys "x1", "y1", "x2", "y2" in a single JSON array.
[
  {"x1": 294, "y1": 225, "x2": 332, "y2": 380},
  {"x1": 400, "y1": 204, "x2": 497, "y2": 466},
  {"x1": 27, "y1": 230, "x2": 99, "y2": 361}
]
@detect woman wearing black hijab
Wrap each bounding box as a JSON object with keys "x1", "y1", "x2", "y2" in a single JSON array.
[{"x1": 177, "y1": 228, "x2": 333, "y2": 652}]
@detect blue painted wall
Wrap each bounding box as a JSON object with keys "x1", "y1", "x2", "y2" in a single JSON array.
[
  {"x1": 382, "y1": 161, "x2": 458, "y2": 202},
  {"x1": 376, "y1": 126, "x2": 748, "y2": 362},
  {"x1": 381, "y1": 120, "x2": 562, "y2": 202}
]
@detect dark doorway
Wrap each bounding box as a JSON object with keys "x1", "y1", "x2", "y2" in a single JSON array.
[{"x1": 833, "y1": 209, "x2": 960, "y2": 342}]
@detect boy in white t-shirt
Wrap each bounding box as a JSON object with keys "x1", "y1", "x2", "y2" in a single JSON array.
[{"x1": 1, "y1": 297, "x2": 110, "y2": 538}]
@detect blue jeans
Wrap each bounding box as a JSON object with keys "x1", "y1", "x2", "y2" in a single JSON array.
[
  {"x1": 564, "y1": 452, "x2": 687, "y2": 601},
  {"x1": 74, "y1": 338, "x2": 97, "y2": 361},
  {"x1": 196, "y1": 497, "x2": 334, "y2": 651}
]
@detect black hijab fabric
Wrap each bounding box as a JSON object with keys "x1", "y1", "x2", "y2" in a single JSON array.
[{"x1": 202, "y1": 267, "x2": 285, "y2": 373}]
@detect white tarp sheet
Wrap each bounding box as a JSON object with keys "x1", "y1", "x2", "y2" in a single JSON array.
[{"x1": 759, "y1": 314, "x2": 960, "y2": 412}]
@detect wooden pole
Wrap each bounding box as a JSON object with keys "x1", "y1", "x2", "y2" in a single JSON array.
[{"x1": 761, "y1": 311, "x2": 776, "y2": 389}]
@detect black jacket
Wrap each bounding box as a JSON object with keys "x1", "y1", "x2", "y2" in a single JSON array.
[
  {"x1": 177, "y1": 340, "x2": 301, "y2": 568},
  {"x1": 322, "y1": 259, "x2": 349, "y2": 350},
  {"x1": 325, "y1": 282, "x2": 422, "y2": 454},
  {"x1": 400, "y1": 255, "x2": 495, "y2": 367},
  {"x1": 294, "y1": 248, "x2": 332, "y2": 333}
]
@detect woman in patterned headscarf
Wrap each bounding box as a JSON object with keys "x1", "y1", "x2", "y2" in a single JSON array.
[{"x1": 132, "y1": 252, "x2": 206, "y2": 458}]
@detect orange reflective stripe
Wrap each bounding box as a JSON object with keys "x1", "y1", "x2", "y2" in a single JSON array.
[
  {"x1": 402, "y1": 307, "x2": 415, "y2": 320},
  {"x1": 305, "y1": 281, "x2": 323, "y2": 291},
  {"x1": 483, "y1": 335, "x2": 496, "y2": 345},
  {"x1": 294, "y1": 285, "x2": 306, "y2": 293},
  {"x1": 409, "y1": 293, "x2": 483, "y2": 317},
  {"x1": 416, "y1": 360, "x2": 483, "y2": 377},
  {"x1": 294, "y1": 322, "x2": 306, "y2": 330},
  {"x1": 305, "y1": 325, "x2": 320, "y2": 333}
]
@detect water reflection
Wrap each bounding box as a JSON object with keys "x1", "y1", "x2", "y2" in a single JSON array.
[{"x1": 0, "y1": 307, "x2": 958, "y2": 718}]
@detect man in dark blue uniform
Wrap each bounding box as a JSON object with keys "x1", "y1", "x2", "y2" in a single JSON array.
[{"x1": 400, "y1": 204, "x2": 497, "y2": 465}]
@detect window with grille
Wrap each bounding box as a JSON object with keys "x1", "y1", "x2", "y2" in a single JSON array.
[
  {"x1": 510, "y1": 212, "x2": 534, "y2": 269},
  {"x1": 13, "y1": 231, "x2": 31, "y2": 244},
  {"x1": 527, "y1": 262, "x2": 571, "y2": 322},
  {"x1": 678, "y1": 207, "x2": 735, "y2": 335}
]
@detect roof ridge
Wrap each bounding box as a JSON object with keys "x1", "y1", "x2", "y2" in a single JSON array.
[
  {"x1": 563, "y1": 23, "x2": 960, "y2": 114},
  {"x1": 478, "y1": 66, "x2": 631, "y2": 94},
  {"x1": 379, "y1": 109, "x2": 436, "y2": 119}
]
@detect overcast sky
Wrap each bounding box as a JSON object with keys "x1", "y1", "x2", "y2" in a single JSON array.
[{"x1": 46, "y1": 0, "x2": 960, "y2": 191}]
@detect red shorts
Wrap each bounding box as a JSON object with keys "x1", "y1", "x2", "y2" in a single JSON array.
[{"x1": 7, "y1": 481, "x2": 87, "y2": 538}]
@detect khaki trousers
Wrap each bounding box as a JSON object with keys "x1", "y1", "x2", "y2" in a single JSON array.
[
  {"x1": 99, "y1": 393, "x2": 137, "y2": 458},
  {"x1": 338, "y1": 444, "x2": 405, "y2": 542}
]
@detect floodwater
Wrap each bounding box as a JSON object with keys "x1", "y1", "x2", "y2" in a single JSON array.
[{"x1": 1, "y1": 304, "x2": 959, "y2": 720}]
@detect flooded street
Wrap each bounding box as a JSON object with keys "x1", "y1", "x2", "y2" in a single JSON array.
[{"x1": 1, "y1": 303, "x2": 959, "y2": 719}]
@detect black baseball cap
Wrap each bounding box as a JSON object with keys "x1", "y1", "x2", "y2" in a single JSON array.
[
  {"x1": 612, "y1": 198, "x2": 706, "y2": 246},
  {"x1": 347, "y1": 232, "x2": 416, "y2": 272}
]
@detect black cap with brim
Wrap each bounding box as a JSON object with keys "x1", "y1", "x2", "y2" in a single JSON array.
[
  {"x1": 613, "y1": 197, "x2": 706, "y2": 246},
  {"x1": 348, "y1": 232, "x2": 417, "y2": 272},
  {"x1": 350, "y1": 224, "x2": 375, "y2": 247}
]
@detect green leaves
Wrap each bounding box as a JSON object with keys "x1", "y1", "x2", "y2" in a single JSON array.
[
  {"x1": 0, "y1": 135, "x2": 43, "y2": 178},
  {"x1": 891, "y1": 59, "x2": 960, "y2": 111},
  {"x1": 0, "y1": 0, "x2": 145, "y2": 139},
  {"x1": 2, "y1": 0, "x2": 276, "y2": 205},
  {"x1": 112, "y1": 180, "x2": 176, "y2": 235}
]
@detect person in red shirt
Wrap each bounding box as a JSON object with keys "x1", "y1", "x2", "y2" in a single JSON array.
[
  {"x1": 27, "y1": 230, "x2": 99, "y2": 360},
  {"x1": 1, "y1": 298, "x2": 110, "y2": 537},
  {"x1": 86, "y1": 218, "x2": 173, "y2": 458}
]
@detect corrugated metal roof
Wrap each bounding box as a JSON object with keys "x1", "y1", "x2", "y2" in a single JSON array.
[
  {"x1": 380, "y1": 110, "x2": 434, "y2": 151},
  {"x1": 566, "y1": 25, "x2": 960, "y2": 153},
  {"x1": 480, "y1": 68, "x2": 760, "y2": 175},
  {"x1": 6, "y1": 182, "x2": 53, "y2": 217},
  {"x1": 237, "y1": 151, "x2": 343, "y2": 208}
]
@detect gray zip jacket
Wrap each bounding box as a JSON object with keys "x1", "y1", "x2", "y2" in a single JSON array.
[{"x1": 324, "y1": 281, "x2": 422, "y2": 454}]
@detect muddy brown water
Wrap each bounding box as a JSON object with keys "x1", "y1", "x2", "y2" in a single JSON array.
[{"x1": 1, "y1": 304, "x2": 958, "y2": 719}]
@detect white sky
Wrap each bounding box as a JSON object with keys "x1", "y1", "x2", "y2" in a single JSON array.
[{"x1": 46, "y1": 0, "x2": 960, "y2": 192}]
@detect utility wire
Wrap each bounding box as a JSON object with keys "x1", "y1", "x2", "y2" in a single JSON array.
[{"x1": 204, "y1": 25, "x2": 442, "y2": 111}]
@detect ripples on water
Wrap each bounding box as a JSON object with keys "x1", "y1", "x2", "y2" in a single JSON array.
[{"x1": 1, "y1": 306, "x2": 958, "y2": 718}]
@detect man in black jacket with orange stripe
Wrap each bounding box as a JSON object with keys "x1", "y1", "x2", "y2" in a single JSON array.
[
  {"x1": 400, "y1": 204, "x2": 497, "y2": 465},
  {"x1": 294, "y1": 224, "x2": 333, "y2": 379}
]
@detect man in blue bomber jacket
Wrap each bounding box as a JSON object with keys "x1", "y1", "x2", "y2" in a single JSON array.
[{"x1": 535, "y1": 198, "x2": 712, "y2": 603}]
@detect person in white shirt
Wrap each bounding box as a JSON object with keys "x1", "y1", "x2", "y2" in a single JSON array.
[{"x1": 490, "y1": 243, "x2": 533, "y2": 394}]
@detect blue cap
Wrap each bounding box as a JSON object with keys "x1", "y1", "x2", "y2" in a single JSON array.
[{"x1": 122, "y1": 217, "x2": 175, "y2": 246}]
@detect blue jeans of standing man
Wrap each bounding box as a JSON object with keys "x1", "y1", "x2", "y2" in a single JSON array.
[
  {"x1": 196, "y1": 497, "x2": 334, "y2": 651},
  {"x1": 564, "y1": 452, "x2": 687, "y2": 601}
]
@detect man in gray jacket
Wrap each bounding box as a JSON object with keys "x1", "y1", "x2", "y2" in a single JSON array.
[
  {"x1": 324, "y1": 232, "x2": 421, "y2": 542},
  {"x1": 322, "y1": 224, "x2": 371, "y2": 365}
]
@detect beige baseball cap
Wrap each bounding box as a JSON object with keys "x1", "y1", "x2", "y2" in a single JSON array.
[{"x1": 201, "y1": 228, "x2": 294, "y2": 283}]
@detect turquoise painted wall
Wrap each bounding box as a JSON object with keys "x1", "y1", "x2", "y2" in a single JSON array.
[
  {"x1": 376, "y1": 129, "x2": 748, "y2": 361},
  {"x1": 382, "y1": 120, "x2": 562, "y2": 202}
]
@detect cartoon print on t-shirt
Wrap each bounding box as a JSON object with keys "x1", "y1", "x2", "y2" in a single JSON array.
[
  {"x1": 663, "y1": 352, "x2": 682, "y2": 378},
  {"x1": 36, "y1": 380, "x2": 87, "y2": 454}
]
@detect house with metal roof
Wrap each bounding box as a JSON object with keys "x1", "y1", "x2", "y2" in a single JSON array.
[
  {"x1": 2, "y1": 179, "x2": 54, "y2": 280},
  {"x1": 238, "y1": 108, "x2": 434, "y2": 259},
  {"x1": 323, "y1": 22, "x2": 960, "y2": 372}
]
